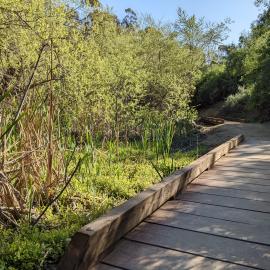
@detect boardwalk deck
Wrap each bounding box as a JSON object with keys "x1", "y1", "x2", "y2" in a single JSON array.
[{"x1": 92, "y1": 139, "x2": 270, "y2": 270}]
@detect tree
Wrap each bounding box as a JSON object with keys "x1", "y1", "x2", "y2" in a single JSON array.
[
  {"x1": 122, "y1": 8, "x2": 138, "y2": 29},
  {"x1": 255, "y1": 0, "x2": 270, "y2": 7},
  {"x1": 174, "y1": 8, "x2": 231, "y2": 61}
]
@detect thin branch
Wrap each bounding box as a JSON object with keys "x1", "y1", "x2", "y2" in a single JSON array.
[
  {"x1": 29, "y1": 78, "x2": 61, "y2": 89},
  {"x1": 32, "y1": 156, "x2": 85, "y2": 226},
  {"x1": 4, "y1": 44, "x2": 47, "y2": 141},
  {"x1": 0, "y1": 208, "x2": 19, "y2": 228}
]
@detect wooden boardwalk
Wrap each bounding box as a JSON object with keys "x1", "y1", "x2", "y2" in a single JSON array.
[{"x1": 93, "y1": 140, "x2": 270, "y2": 270}]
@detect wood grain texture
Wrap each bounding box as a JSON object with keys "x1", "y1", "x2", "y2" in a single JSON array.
[
  {"x1": 196, "y1": 174, "x2": 270, "y2": 186},
  {"x1": 161, "y1": 200, "x2": 270, "y2": 225},
  {"x1": 216, "y1": 157, "x2": 270, "y2": 168},
  {"x1": 186, "y1": 184, "x2": 270, "y2": 202},
  {"x1": 178, "y1": 192, "x2": 270, "y2": 213},
  {"x1": 201, "y1": 169, "x2": 270, "y2": 180},
  {"x1": 192, "y1": 178, "x2": 270, "y2": 193},
  {"x1": 126, "y1": 222, "x2": 270, "y2": 269},
  {"x1": 147, "y1": 209, "x2": 270, "y2": 245},
  {"x1": 100, "y1": 240, "x2": 252, "y2": 270}
]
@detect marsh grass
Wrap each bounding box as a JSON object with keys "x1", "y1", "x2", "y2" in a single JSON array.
[
  {"x1": 0, "y1": 124, "x2": 207, "y2": 269},
  {"x1": 0, "y1": 96, "x2": 206, "y2": 269}
]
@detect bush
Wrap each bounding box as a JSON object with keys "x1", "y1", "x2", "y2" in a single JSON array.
[
  {"x1": 222, "y1": 86, "x2": 250, "y2": 114},
  {"x1": 244, "y1": 30, "x2": 270, "y2": 120},
  {"x1": 0, "y1": 221, "x2": 83, "y2": 270},
  {"x1": 196, "y1": 64, "x2": 237, "y2": 107}
]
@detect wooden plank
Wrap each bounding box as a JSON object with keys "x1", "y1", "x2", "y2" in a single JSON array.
[
  {"x1": 213, "y1": 165, "x2": 270, "y2": 175},
  {"x1": 225, "y1": 152, "x2": 270, "y2": 160},
  {"x1": 229, "y1": 143, "x2": 270, "y2": 150},
  {"x1": 196, "y1": 174, "x2": 270, "y2": 186},
  {"x1": 161, "y1": 200, "x2": 270, "y2": 225},
  {"x1": 228, "y1": 148, "x2": 270, "y2": 153},
  {"x1": 237, "y1": 144, "x2": 270, "y2": 150},
  {"x1": 58, "y1": 135, "x2": 244, "y2": 270},
  {"x1": 217, "y1": 156, "x2": 270, "y2": 164},
  {"x1": 199, "y1": 116, "x2": 225, "y2": 126},
  {"x1": 187, "y1": 184, "x2": 270, "y2": 202},
  {"x1": 209, "y1": 165, "x2": 270, "y2": 175},
  {"x1": 178, "y1": 192, "x2": 270, "y2": 214},
  {"x1": 216, "y1": 157, "x2": 270, "y2": 168},
  {"x1": 126, "y1": 222, "x2": 270, "y2": 269},
  {"x1": 200, "y1": 170, "x2": 270, "y2": 181},
  {"x1": 193, "y1": 179, "x2": 270, "y2": 193},
  {"x1": 228, "y1": 141, "x2": 270, "y2": 147},
  {"x1": 147, "y1": 208, "x2": 270, "y2": 245},
  {"x1": 100, "y1": 239, "x2": 252, "y2": 270},
  {"x1": 215, "y1": 163, "x2": 270, "y2": 172}
]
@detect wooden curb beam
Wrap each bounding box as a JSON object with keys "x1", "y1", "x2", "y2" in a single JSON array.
[
  {"x1": 198, "y1": 116, "x2": 225, "y2": 126},
  {"x1": 58, "y1": 134, "x2": 244, "y2": 270}
]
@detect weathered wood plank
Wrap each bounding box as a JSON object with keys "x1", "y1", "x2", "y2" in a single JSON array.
[
  {"x1": 58, "y1": 134, "x2": 244, "y2": 270},
  {"x1": 186, "y1": 184, "x2": 270, "y2": 202},
  {"x1": 178, "y1": 192, "x2": 270, "y2": 213},
  {"x1": 225, "y1": 152, "x2": 270, "y2": 160},
  {"x1": 199, "y1": 116, "x2": 225, "y2": 125},
  {"x1": 216, "y1": 158, "x2": 270, "y2": 168},
  {"x1": 229, "y1": 142, "x2": 270, "y2": 150},
  {"x1": 199, "y1": 170, "x2": 270, "y2": 181},
  {"x1": 147, "y1": 209, "x2": 270, "y2": 245},
  {"x1": 126, "y1": 222, "x2": 270, "y2": 269},
  {"x1": 161, "y1": 200, "x2": 270, "y2": 225},
  {"x1": 196, "y1": 174, "x2": 270, "y2": 186},
  {"x1": 228, "y1": 148, "x2": 270, "y2": 153},
  {"x1": 218, "y1": 154, "x2": 270, "y2": 161},
  {"x1": 236, "y1": 144, "x2": 270, "y2": 150},
  {"x1": 100, "y1": 239, "x2": 252, "y2": 270},
  {"x1": 193, "y1": 179, "x2": 270, "y2": 193},
  {"x1": 213, "y1": 165, "x2": 270, "y2": 175}
]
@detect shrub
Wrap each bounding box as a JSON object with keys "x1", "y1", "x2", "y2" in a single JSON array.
[
  {"x1": 221, "y1": 86, "x2": 251, "y2": 116},
  {"x1": 196, "y1": 64, "x2": 237, "y2": 107}
]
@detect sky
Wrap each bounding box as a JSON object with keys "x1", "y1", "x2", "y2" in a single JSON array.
[{"x1": 100, "y1": 0, "x2": 261, "y2": 44}]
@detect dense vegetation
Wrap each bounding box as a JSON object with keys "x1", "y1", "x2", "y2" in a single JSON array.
[
  {"x1": 1, "y1": 0, "x2": 268, "y2": 269},
  {"x1": 196, "y1": 0, "x2": 270, "y2": 121}
]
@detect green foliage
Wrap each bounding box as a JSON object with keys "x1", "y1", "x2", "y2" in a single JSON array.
[
  {"x1": 209, "y1": 3, "x2": 270, "y2": 120},
  {"x1": 222, "y1": 86, "x2": 251, "y2": 114},
  {"x1": 243, "y1": 28, "x2": 270, "y2": 119},
  {"x1": 196, "y1": 64, "x2": 237, "y2": 106},
  {"x1": 0, "y1": 0, "x2": 233, "y2": 146},
  {"x1": 196, "y1": 2, "x2": 270, "y2": 121},
  {"x1": 0, "y1": 213, "x2": 87, "y2": 270},
  {"x1": 175, "y1": 8, "x2": 231, "y2": 55}
]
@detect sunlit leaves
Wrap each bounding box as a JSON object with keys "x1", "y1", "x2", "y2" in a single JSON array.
[
  {"x1": 175, "y1": 7, "x2": 231, "y2": 58},
  {"x1": 82, "y1": 0, "x2": 101, "y2": 7}
]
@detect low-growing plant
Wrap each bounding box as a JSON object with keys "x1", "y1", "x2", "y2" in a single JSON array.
[{"x1": 222, "y1": 86, "x2": 251, "y2": 114}]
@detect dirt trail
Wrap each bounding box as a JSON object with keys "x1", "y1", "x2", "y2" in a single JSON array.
[{"x1": 201, "y1": 121, "x2": 270, "y2": 148}]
